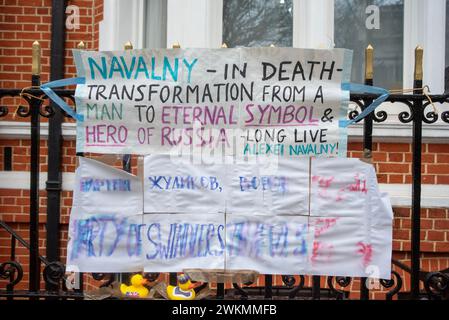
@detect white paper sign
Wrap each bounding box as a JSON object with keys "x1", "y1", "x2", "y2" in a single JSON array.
[
  {"x1": 225, "y1": 157, "x2": 309, "y2": 215},
  {"x1": 143, "y1": 213, "x2": 225, "y2": 272},
  {"x1": 66, "y1": 157, "x2": 143, "y2": 272},
  {"x1": 74, "y1": 48, "x2": 352, "y2": 157},
  {"x1": 226, "y1": 214, "x2": 310, "y2": 274},
  {"x1": 67, "y1": 156, "x2": 393, "y2": 279},
  {"x1": 308, "y1": 216, "x2": 367, "y2": 277},
  {"x1": 143, "y1": 154, "x2": 309, "y2": 215},
  {"x1": 310, "y1": 158, "x2": 371, "y2": 217},
  {"x1": 143, "y1": 155, "x2": 226, "y2": 214}
]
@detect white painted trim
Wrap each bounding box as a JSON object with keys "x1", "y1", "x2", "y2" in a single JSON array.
[
  {"x1": 347, "y1": 121, "x2": 449, "y2": 144},
  {"x1": 404, "y1": 0, "x2": 446, "y2": 93},
  {"x1": 292, "y1": 0, "x2": 301, "y2": 47},
  {"x1": 166, "y1": 0, "x2": 222, "y2": 48},
  {"x1": 380, "y1": 183, "x2": 449, "y2": 208},
  {"x1": 0, "y1": 121, "x2": 76, "y2": 140},
  {"x1": 206, "y1": 0, "x2": 223, "y2": 48},
  {"x1": 133, "y1": 0, "x2": 146, "y2": 49},
  {"x1": 99, "y1": 0, "x2": 145, "y2": 50},
  {"x1": 293, "y1": 0, "x2": 334, "y2": 49},
  {"x1": 1, "y1": 121, "x2": 448, "y2": 143},
  {"x1": 0, "y1": 171, "x2": 75, "y2": 191},
  {"x1": 99, "y1": 0, "x2": 447, "y2": 92},
  {"x1": 99, "y1": 0, "x2": 117, "y2": 51},
  {"x1": 0, "y1": 171, "x2": 447, "y2": 208}
]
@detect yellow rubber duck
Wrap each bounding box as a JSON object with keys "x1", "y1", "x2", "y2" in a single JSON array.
[
  {"x1": 166, "y1": 274, "x2": 197, "y2": 300},
  {"x1": 120, "y1": 274, "x2": 149, "y2": 298}
]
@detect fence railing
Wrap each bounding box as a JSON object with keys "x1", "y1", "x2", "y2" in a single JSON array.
[{"x1": 1, "y1": 42, "x2": 449, "y2": 300}]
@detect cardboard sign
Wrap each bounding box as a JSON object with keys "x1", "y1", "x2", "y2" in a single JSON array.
[
  {"x1": 73, "y1": 48, "x2": 352, "y2": 157},
  {"x1": 67, "y1": 156, "x2": 392, "y2": 278}
]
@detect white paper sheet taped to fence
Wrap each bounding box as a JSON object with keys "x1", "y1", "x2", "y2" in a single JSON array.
[
  {"x1": 225, "y1": 214, "x2": 311, "y2": 274},
  {"x1": 225, "y1": 156, "x2": 309, "y2": 215},
  {"x1": 73, "y1": 47, "x2": 352, "y2": 157},
  {"x1": 310, "y1": 157, "x2": 372, "y2": 217},
  {"x1": 143, "y1": 155, "x2": 309, "y2": 215},
  {"x1": 66, "y1": 157, "x2": 143, "y2": 272},
  {"x1": 67, "y1": 156, "x2": 393, "y2": 279},
  {"x1": 143, "y1": 213, "x2": 225, "y2": 273},
  {"x1": 143, "y1": 155, "x2": 226, "y2": 214}
]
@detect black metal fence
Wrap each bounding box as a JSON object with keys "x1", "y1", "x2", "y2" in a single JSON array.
[{"x1": 1, "y1": 44, "x2": 449, "y2": 300}]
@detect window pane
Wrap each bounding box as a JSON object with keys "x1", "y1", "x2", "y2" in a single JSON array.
[
  {"x1": 334, "y1": 0, "x2": 404, "y2": 89},
  {"x1": 445, "y1": 0, "x2": 449, "y2": 92},
  {"x1": 223, "y1": 0, "x2": 293, "y2": 47},
  {"x1": 144, "y1": 0, "x2": 167, "y2": 48}
]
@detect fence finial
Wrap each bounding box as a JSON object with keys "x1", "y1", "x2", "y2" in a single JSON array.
[
  {"x1": 32, "y1": 41, "x2": 41, "y2": 76},
  {"x1": 172, "y1": 42, "x2": 181, "y2": 49},
  {"x1": 221, "y1": 43, "x2": 228, "y2": 48},
  {"x1": 124, "y1": 41, "x2": 133, "y2": 50},
  {"x1": 414, "y1": 46, "x2": 423, "y2": 81},
  {"x1": 77, "y1": 41, "x2": 85, "y2": 49},
  {"x1": 365, "y1": 44, "x2": 374, "y2": 80}
]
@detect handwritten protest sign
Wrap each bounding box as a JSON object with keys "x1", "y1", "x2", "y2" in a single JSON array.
[
  {"x1": 226, "y1": 214, "x2": 310, "y2": 274},
  {"x1": 67, "y1": 156, "x2": 392, "y2": 279},
  {"x1": 143, "y1": 213, "x2": 225, "y2": 273},
  {"x1": 225, "y1": 156, "x2": 309, "y2": 215},
  {"x1": 310, "y1": 157, "x2": 373, "y2": 217},
  {"x1": 143, "y1": 155, "x2": 226, "y2": 214},
  {"x1": 64, "y1": 46, "x2": 396, "y2": 279},
  {"x1": 66, "y1": 157, "x2": 143, "y2": 272},
  {"x1": 73, "y1": 48, "x2": 352, "y2": 157},
  {"x1": 143, "y1": 155, "x2": 309, "y2": 215}
]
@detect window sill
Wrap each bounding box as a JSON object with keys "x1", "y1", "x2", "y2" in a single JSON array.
[
  {"x1": 0, "y1": 121, "x2": 448, "y2": 144},
  {"x1": 0, "y1": 171, "x2": 447, "y2": 208}
]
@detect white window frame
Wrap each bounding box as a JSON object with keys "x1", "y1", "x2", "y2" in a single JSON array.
[
  {"x1": 100, "y1": 0, "x2": 446, "y2": 94},
  {"x1": 292, "y1": 0, "x2": 446, "y2": 93},
  {"x1": 2, "y1": 168, "x2": 449, "y2": 207},
  {"x1": 166, "y1": 0, "x2": 446, "y2": 92},
  {"x1": 2, "y1": 2, "x2": 448, "y2": 142},
  {"x1": 95, "y1": 0, "x2": 449, "y2": 141},
  {"x1": 99, "y1": 0, "x2": 223, "y2": 50},
  {"x1": 99, "y1": 0, "x2": 145, "y2": 50},
  {"x1": 403, "y1": 0, "x2": 446, "y2": 93}
]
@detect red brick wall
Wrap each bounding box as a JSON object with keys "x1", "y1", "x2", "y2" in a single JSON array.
[
  {"x1": 0, "y1": 0, "x2": 102, "y2": 293},
  {"x1": 0, "y1": 0, "x2": 99, "y2": 124},
  {"x1": 1, "y1": 0, "x2": 448, "y2": 299},
  {"x1": 348, "y1": 142, "x2": 449, "y2": 185}
]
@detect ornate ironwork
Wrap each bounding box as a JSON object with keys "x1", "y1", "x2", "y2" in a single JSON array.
[
  {"x1": 43, "y1": 261, "x2": 66, "y2": 287},
  {"x1": 0, "y1": 261, "x2": 23, "y2": 287},
  {"x1": 327, "y1": 276, "x2": 352, "y2": 300},
  {"x1": 0, "y1": 78, "x2": 449, "y2": 300},
  {"x1": 0, "y1": 105, "x2": 8, "y2": 117},
  {"x1": 282, "y1": 275, "x2": 305, "y2": 299},
  {"x1": 442, "y1": 110, "x2": 449, "y2": 123},
  {"x1": 91, "y1": 273, "x2": 115, "y2": 288},
  {"x1": 424, "y1": 272, "x2": 449, "y2": 300},
  {"x1": 144, "y1": 272, "x2": 160, "y2": 282},
  {"x1": 380, "y1": 270, "x2": 403, "y2": 300},
  {"x1": 281, "y1": 275, "x2": 296, "y2": 287},
  {"x1": 39, "y1": 103, "x2": 55, "y2": 118},
  {"x1": 232, "y1": 282, "x2": 249, "y2": 300}
]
